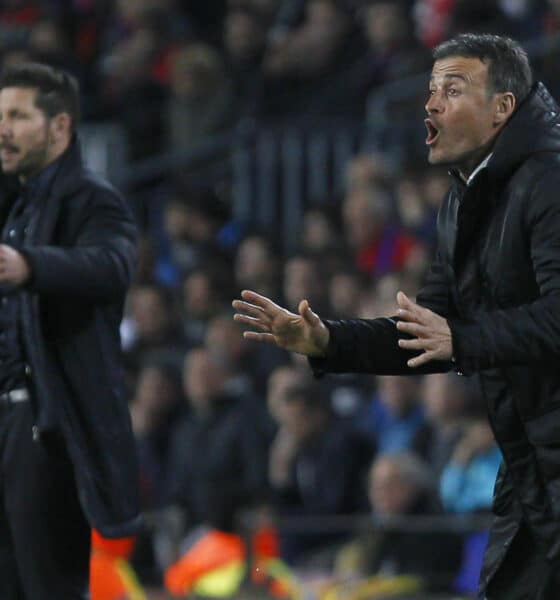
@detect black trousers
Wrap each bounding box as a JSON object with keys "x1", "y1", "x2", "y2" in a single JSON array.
[
  {"x1": 0, "y1": 400, "x2": 90, "y2": 599},
  {"x1": 485, "y1": 522, "x2": 560, "y2": 600}
]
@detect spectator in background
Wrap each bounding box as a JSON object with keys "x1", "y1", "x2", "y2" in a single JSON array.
[
  {"x1": 345, "y1": 152, "x2": 395, "y2": 191},
  {"x1": 206, "y1": 312, "x2": 288, "y2": 400},
  {"x1": 300, "y1": 204, "x2": 344, "y2": 255},
  {"x1": 160, "y1": 185, "x2": 232, "y2": 280},
  {"x1": 328, "y1": 269, "x2": 369, "y2": 319},
  {"x1": 262, "y1": 0, "x2": 363, "y2": 115},
  {"x1": 0, "y1": 42, "x2": 33, "y2": 70},
  {"x1": 283, "y1": 253, "x2": 329, "y2": 314},
  {"x1": 395, "y1": 170, "x2": 437, "y2": 244},
  {"x1": 223, "y1": 4, "x2": 268, "y2": 116},
  {"x1": 342, "y1": 181, "x2": 419, "y2": 278},
  {"x1": 163, "y1": 347, "x2": 269, "y2": 538},
  {"x1": 97, "y1": 8, "x2": 168, "y2": 159},
  {"x1": 357, "y1": 271, "x2": 419, "y2": 319},
  {"x1": 123, "y1": 284, "x2": 187, "y2": 376},
  {"x1": 299, "y1": 204, "x2": 350, "y2": 275},
  {"x1": 166, "y1": 43, "x2": 235, "y2": 154},
  {"x1": 413, "y1": 373, "x2": 470, "y2": 479},
  {"x1": 130, "y1": 357, "x2": 184, "y2": 511},
  {"x1": 359, "y1": 376, "x2": 425, "y2": 454},
  {"x1": 269, "y1": 378, "x2": 375, "y2": 563},
  {"x1": 181, "y1": 263, "x2": 231, "y2": 346},
  {"x1": 440, "y1": 418, "x2": 501, "y2": 514},
  {"x1": 234, "y1": 232, "x2": 281, "y2": 299},
  {"x1": 333, "y1": 452, "x2": 462, "y2": 593},
  {"x1": 266, "y1": 362, "x2": 312, "y2": 424},
  {"x1": 27, "y1": 17, "x2": 84, "y2": 81},
  {"x1": 325, "y1": 0, "x2": 431, "y2": 116}
]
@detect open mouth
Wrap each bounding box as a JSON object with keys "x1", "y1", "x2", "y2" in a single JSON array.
[{"x1": 424, "y1": 119, "x2": 440, "y2": 146}]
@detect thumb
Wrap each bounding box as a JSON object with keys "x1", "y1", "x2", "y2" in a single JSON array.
[{"x1": 298, "y1": 299, "x2": 320, "y2": 326}]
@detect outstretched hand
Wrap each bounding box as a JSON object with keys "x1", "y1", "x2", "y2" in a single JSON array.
[
  {"x1": 232, "y1": 290, "x2": 330, "y2": 357},
  {"x1": 395, "y1": 291, "x2": 453, "y2": 368}
]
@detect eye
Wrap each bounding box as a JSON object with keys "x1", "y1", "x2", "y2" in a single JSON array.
[{"x1": 447, "y1": 88, "x2": 460, "y2": 96}]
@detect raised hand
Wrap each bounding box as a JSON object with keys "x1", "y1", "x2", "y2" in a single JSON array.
[
  {"x1": 395, "y1": 290, "x2": 453, "y2": 367},
  {"x1": 232, "y1": 290, "x2": 330, "y2": 357}
]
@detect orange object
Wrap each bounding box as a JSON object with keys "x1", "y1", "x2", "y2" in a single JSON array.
[
  {"x1": 90, "y1": 530, "x2": 145, "y2": 600},
  {"x1": 165, "y1": 530, "x2": 245, "y2": 596},
  {"x1": 91, "y1": 529, "x2": 136, "y2": 558}
]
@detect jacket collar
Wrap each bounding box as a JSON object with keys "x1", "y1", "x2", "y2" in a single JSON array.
[{"x1": 486, "y1": 81, "x2": 560, "y2": 182}]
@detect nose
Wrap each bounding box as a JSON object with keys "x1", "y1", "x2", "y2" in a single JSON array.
[
  {"x1": 425, "y1": 90, "x2": 443, "y2": 115},
  {"x1": 0, "y1": 120, "x2": 10, "y2": 139}
]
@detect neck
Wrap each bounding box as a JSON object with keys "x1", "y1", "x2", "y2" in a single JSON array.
[
  {"x1": 457, "y1": 126, "x2": 505, "y2": 181},
  {"x1": 458, "y1": 143, "x2": 493, "y2": 182}
]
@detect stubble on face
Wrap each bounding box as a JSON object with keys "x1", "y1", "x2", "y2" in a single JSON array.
[
  {"x1": 0, "y1": 87, "x2": 52, "y2": 181},
  {"x1": 425, "y1": 56, "x2": 500, "y2": 176}
]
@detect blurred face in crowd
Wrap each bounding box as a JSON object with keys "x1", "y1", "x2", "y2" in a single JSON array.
[
  {"x1": 134, "y1": 366, "x2": 178, "y2": 418},
  {"x1": 205, "y1": 315, "x2": 247, "y2": 367},
  {"x1": 369, "y1": 457, "x2": 418, "y2": 515},
  {"x1": 170, "y1": 45, "x2": 222, "y2": 100},
  {"x1": 302, "y1": 208, "x2": 336, "y2": 252},
  {"x1": 224, "y1": 10, "x2": 265, "y2": 62},
  {"x1": 183, "y1": 348, "x2": 226, "y2": 411},
  {"x1": 329, "y1": 272, "x2": 364, "y2": 318},
  {"x1": 182, "y1": 270, "x2": 221, "y2": 320},
  {"x1": 283, "y1": 256, "x2": 322, "y2": 312},
  {"x1": 425, "y1": 56, "x2": 515, "y2": 174},
  {"x1": 307, "y1": 0, "x2": 341, "y2": 30},
  {"x1": 164, "y1": 200, "x2": 191, "y2": 242},
  {"x1": 378, "y1": 376, "x2": 418, "y2": 416},
  {"x1": 129, "y1": 286, "x2": 170, "y2": 340},
  {"x1": 421, "y1": 374, "x2": 466, "y2": 424},
  {"x1": 0, "y1": 87, "x2": 68, "y2": 180},
  {"x1": 279, "y1": 396, "x2": 326, "y2": 443},
  {"x1": 364, "y1": 1, "x2": 407, "y2": 52},
  {"x1": 343, "y1": 187, "x2": 389, "y2": 248},
  {"x1": 235, "y1": 236, "x2": 274, "y2": 288},
  {"x1": 267, "y1": 366, "x2": 308, "y2": 422}
]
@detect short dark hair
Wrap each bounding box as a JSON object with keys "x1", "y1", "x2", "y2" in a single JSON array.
[
  {"x1": 0, "y1": 62, "x2": 80, "y2": 129},
  {"x1": 433, "y1": 33, "x2": 532, "y2": 104}
]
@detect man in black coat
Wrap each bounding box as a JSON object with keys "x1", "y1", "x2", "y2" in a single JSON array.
[
  {"x1": 234, "y1": 33, "x2": 560, "y2": 599},
  {"x1": 0, "y1": 64, "x2": 139, "y2": 598}
]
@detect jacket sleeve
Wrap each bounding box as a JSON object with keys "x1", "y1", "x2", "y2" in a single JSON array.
[
  {"x1": 22, "y1": 188, "x2": 137, "y2": 302},
  {"x1": 448, "y1": 173, "x2": 560, "y2": 375},
  {"x1": 309, "y1": 250, "x2": 454, "y2": 376}
]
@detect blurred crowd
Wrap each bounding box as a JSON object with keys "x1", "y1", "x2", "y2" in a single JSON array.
[
  {"x1": 3, "y1": 0, "x2": 560, "y2": 160},
  {"x1": 4, "y1": 0, "x2": 560, "y2": 597}
]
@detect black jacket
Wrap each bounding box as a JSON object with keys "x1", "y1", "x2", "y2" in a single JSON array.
[
  {"x1": 1, "y1": 139, "x2": 141, "y2": 537},
  {"x1": 311, "y1": 82, "x2": 560, "y2": 593}
]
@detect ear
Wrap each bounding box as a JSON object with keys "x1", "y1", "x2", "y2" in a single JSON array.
[
  {"x1": 493, "y1": 92, "x2": 516, "y2": 127},
  {"x1": 49, "y1": 113, "x2": 72, "y2": 143}
]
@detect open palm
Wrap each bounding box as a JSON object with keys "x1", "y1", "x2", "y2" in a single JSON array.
[{"x1": 232, "y1": 290, "x2": 329, "y2": 357}]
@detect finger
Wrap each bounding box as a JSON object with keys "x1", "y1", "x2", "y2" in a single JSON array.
[
  {"x1": 243, "y1": 331, "x2": 278, "y2": 345},
  {"x1": 241, "y1": 290, "x2": 280, "y2": 312},
  {"x1": 397, "y1": 291, "x2": 428, "y2": 319},
  {"x1": 398, "y1": 338, "x2": 431, "y2": 351},
  {"x1": 396, "y1": 321, "x2": 429, "y2": 336},
  {"x1": 407, "y1": 350, "x2": 438, "y2": 368},
  {"x1": 232, "y1": 300, "x2": 267, "y2": 319},
  {"x1": 298, "y1": 299, "x2": 320, "y2": 326},
  {"x1": 395, "y1": 308, "x2": 415, "y2": 322},
  {"x1": 233, "y1": 314, "x2": 270, "y2": 331}
]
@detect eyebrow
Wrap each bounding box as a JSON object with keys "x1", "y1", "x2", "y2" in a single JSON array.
[{"x1": 430, "y1": 73, "x2": 468, "y2": 84}]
